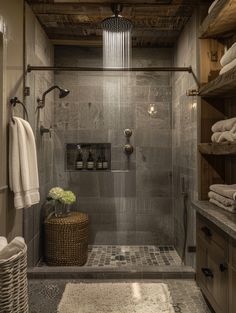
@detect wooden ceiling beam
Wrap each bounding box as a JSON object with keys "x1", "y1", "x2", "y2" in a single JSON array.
[
  {"x1": 29, "y1": 3, "x2": 194, "y2": 14},
  {"x1": 28, "y1": 0, "x2": 183, "y2": 4},
  {"x1": 47, "y1": 29, "x2": 180, "y2": 39}
]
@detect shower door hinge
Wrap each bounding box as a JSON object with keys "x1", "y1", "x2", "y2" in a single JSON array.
[
  {"x1": 24, "y1": 86, "x2": 30, "y2": 97},
  {"x1": 187, "y1": 246, "x2": 196, "y2": 253}
]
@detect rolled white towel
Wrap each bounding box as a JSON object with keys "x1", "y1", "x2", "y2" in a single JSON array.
[
  {"x1": 212, "y1": 117, "x2": 236, "y2": 133},
  {"x1": 0, "y1": 237, "x2": 8, "y2": 252},
  {"x1": 208, "y1": 191, "x2": 236, "y2": 208},
  {"x1": 211, "y1": 132, "x2": 222, "y2": 143},
  {"x1": 211, "y1": 130, "x2": 236, "y2": 143},
  {"x1": 220, "y1": 42, "x2": 236, "y2": 67},
  {"x1": 210, "y1": 184, "x2": 236, "y2": 200},
  {"x1": 210, "y1": 198, "x2": 236, "y2": 213},
  {"x1": 0, "y1": 237, "x2": 25, "y2": 260},
  {"x1": 208, "y1": 0, "x2": 220, "y2": 14},
  {"x1": 220, "y1": 58, "x2": 236, "y2": 75}
]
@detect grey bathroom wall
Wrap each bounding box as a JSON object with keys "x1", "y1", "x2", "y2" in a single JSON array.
[
  {"x1": 54, "y1": 46, "x2": 174, "y2": 245},
  {"x1": 172, "y1": 11, "x2": 199, "y2": 266},
  {"x1": 0, "y1": 0, "x2": 24, "y2": 240},
  {"x1": 24, "y1": 4, "x2": 54, "y2": 266}
]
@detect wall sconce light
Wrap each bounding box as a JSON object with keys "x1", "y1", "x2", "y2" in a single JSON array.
[{"x1": 148, "y1": 103, "x2": 158, "y2": 118}]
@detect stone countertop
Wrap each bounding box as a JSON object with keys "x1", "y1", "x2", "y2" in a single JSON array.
[{"x1": 192, "y1": 200, "x2": 236, "y2": 240}]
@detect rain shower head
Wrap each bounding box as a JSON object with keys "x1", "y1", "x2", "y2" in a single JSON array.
[
  {"x1": 101, "y1": 4, "x2": 133, "y2": 32},
  {"x1": 37, "y1": 85, "x2": 70, "y2": 109}
]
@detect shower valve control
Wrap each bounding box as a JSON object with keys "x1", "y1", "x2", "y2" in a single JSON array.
[
  {"x1": 124, "y1": 144, "x2": 134, "y2": 156},
  {"x1": 124, "y1": 129, "x2": 132, "y2": 138},
  {"x1": 123, "y1": 129, "x2": 134, "y2": 156}
]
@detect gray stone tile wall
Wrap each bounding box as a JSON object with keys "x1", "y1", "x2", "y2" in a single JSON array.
[
  {"x1": 24, "y1": 4, "x2": 54, "y2": 266},
  {"x1": 172, "y1": 11, "x2": 199, "y2": 267},
  {"x1": 54, "y1": 46, "x2": 174, "y2": 245}
]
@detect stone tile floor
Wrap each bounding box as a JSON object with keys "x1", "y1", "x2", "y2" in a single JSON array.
[
  {"x1": 28, "y1": 279, "x2": 211, "y2": 313},
  {"x1": 85, "y1": 245, "x2": 182, "y2": 267}
]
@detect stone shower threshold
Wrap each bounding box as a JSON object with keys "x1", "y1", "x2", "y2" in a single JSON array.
[
  {"x1": 28, "y1": 245, "x2": 195, "y2": 279},
  {"x1": 27, "y1": 265, "x2": 195, "y2": 279}
]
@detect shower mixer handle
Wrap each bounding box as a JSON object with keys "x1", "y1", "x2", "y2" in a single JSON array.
[
  {"x1": 124, "y1": 129, "x2": 132, "y2": 138},
  {"x1": 124, "y1": 144, "x2": 134, "y2": 156}
]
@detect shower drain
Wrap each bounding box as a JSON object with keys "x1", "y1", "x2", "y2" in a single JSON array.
[{"x1": 115, "y1": 255, "x2": 126, "y2": 261}]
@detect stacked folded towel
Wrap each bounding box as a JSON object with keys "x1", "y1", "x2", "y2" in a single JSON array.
[
  {"x1": 0, "y1": 237, "x2": 25, "y2": 260},
  {"x1": 208, "y1": 0, "x2": 220, "y2": 14},
  {"x1": 208, "y1": 184, "x2": 236, "y2": 213},
  {"x1": 0, "y1": 237, "x2": 8, "y2": 251},
  {"x1": 211, "y1": 117, "x2": 236, "y2": 143},
  {"x1": 220, "y1": 42, "x2": 236, "y2": 75}
]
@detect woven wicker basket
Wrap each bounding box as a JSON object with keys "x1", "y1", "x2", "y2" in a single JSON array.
[
  {"x1": 0, "y1": 244, "x2": 28, "y2": 313},
  {"x1": 44, "y1": 212, "x2": 89, "y2": 266}
]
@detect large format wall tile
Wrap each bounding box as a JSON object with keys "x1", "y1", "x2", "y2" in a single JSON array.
[
  {"x1": 172, "y1": 12, "x2": 199, "y2": 267},
  {"x1": 54, "y1": 47, "x2": 173, "y2": 245},
  {"x1": 24, "y1": 4, "x2": 54, "y2": 266}
]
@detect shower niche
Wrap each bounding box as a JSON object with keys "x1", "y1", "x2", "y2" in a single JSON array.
[{"x1": 66, "y1": 143, "x2": 111, "y2": 171}]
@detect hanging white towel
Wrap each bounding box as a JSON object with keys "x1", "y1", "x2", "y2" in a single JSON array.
[
  {"x1": 220, "y1": 42, "x2": 236, "y2": 67},
  {"x1": 9, "y1": 117, "x2": 40, "y2": 209}
]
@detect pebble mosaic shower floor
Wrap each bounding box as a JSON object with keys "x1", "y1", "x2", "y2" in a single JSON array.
[{"x1": 85, "y1": 245, "x2": 182, "y2": 267}]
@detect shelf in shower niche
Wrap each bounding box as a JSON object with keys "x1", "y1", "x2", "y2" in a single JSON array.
[
  {"x1": 198, "y1": 142, "x2": 236, "y2": 155},
  {"x1": 65, "y1": 143, "x2": 111, "y2": 171}
]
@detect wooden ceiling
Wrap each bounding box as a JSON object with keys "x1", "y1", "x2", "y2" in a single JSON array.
[{"x1": 27, "y1": 0, "x2": 212, "y2": 47}]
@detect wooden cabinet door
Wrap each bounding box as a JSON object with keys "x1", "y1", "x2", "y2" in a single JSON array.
[
  {"x1": 229, "y1": 266, "x2": 236, "y2": 313},
  {"x1": 196, "y1": 235, "x2": 208, "y2": 289},
  {"x1": 206, "y1": 245, "x2": 228, "y2": 313}
]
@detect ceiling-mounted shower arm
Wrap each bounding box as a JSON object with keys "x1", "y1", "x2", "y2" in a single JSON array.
[{"x1": 111, "y1": 4, "x2": 123, "y2": 16}]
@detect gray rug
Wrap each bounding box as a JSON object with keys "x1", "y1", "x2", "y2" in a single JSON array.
[{"x1": 58, "y1": 282, "x2": 175, "y2": 313}]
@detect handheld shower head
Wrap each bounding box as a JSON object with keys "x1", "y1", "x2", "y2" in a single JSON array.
[
  {"x1": 37, "y1": 85, "x2": 70, "y2": 108},
  {"x1": 101, "y1": 4, "x2": 133, "y2": 32}
]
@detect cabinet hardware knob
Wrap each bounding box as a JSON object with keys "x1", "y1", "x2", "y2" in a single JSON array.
[
  {"x1": 219, "y1": 263, "x2": 227, "y2": 272},
  {"x1": 201, "y1": 226, "x2": 212, "y2": 237},
  {"x1": 201, "y1": 268, "x2": 214, "y2": 278}
]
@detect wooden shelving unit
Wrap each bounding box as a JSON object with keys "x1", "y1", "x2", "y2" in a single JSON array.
[
  {"x1": 200, "y1": 0, "x2": 236, "y2": 38},
  {"x1": 198, "y1": 0, "x2": 236, "y2": 202},
  {"x1": 197, "y1": 3, "x2": 236, "y2": 313},
  {"x1": 199, "y1": 66, "x2": 236, "y2": 97},
  {"x1": 198, "y1": 142, "x2": 236, "y2": 155}
]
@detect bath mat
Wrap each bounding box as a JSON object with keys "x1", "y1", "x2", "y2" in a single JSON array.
[{"x1": 58, "y1": 282, "x2": 175, "y2": 313}]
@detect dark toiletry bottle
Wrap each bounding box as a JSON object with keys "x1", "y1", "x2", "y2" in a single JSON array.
[
  {"x1": 76, "y1": 146, "x2": 84, "y2": 170},
  {"x1": 102, "y1": 149, "x2": 108, "y2": 170},
  {"x1": 87, "y1": 150, "x2": 94, "y2": 170},
  {"x1": 96, "y1": 154, "x2": 103, "y2": 170}
]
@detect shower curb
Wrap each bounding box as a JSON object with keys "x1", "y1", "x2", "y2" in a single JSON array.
[{"x1": 27, "y1": 265, "x2": 195, "y2": 280}]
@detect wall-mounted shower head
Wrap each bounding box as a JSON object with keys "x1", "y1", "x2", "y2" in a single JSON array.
[
  {"x1": 101, "y1": 4, "x2": 133, "y2": 32},
  {"x1": 37, "y1": 85, "x2": 70, "y2": 109},
  {"x1": 59, "y1": 88, "x2": 70, "y2": 99}
]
